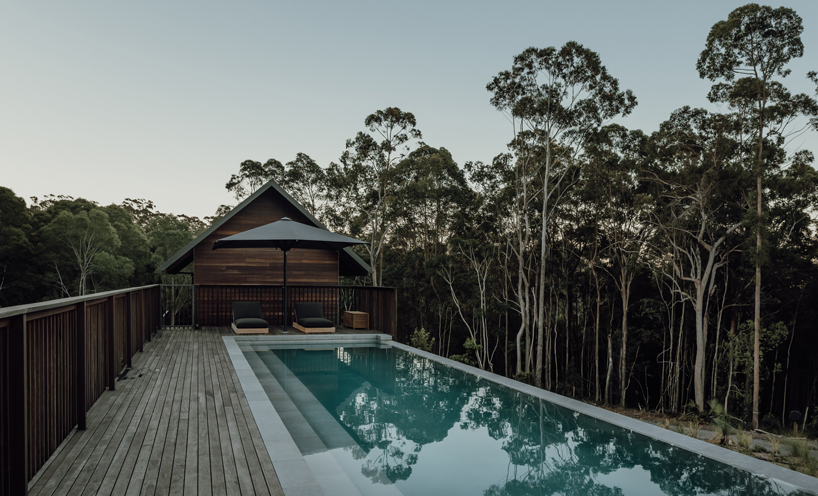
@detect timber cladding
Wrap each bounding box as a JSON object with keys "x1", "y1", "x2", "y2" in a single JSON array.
[{"x1": 193, "y1": 188, "x2": 340, "y2": 286}]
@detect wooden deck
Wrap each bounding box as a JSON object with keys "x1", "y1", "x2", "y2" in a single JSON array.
[{"x1": 28, "y1": 328, "x2": 285, "y2": 496}]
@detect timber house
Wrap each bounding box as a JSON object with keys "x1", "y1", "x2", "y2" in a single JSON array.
[{"x1": 158, "y1": 179, "x2": 397, "y2": 336}]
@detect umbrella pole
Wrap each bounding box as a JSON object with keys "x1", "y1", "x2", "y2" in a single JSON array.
[{"x1": 283, "y1": 249, "x2": 288, "y2": 330}]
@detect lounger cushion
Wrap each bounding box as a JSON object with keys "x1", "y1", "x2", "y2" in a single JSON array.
[
  {"x1": 233, "y1": 301, "x2": 265, "y2": 320},
  {"x1": 235, "y1": 317, "x2": 269, "y2": 329},
  {"x1": 296, "y1": 317, "x2": 334, "y2": 328},
  {"x1": 294, "y1": 302, "x2": 324, "y2": 319}
]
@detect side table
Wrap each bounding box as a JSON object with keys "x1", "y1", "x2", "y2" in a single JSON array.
[{"x1": 343, "y1": 311, "x2": 369, "y2": 330}]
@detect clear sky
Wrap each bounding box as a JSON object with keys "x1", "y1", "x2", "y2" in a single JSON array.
[{"x1": 2, "y1": 1, "x2": 817, "y2": 220}]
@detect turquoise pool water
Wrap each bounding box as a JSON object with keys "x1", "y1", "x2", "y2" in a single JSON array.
[{"x1": 245, "y1": 344, "x2": 808, "y2": 496}]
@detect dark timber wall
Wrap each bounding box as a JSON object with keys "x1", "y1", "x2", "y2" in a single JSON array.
[{"x1": 193, "y1": 188, "x2": 340, "y2": 287}]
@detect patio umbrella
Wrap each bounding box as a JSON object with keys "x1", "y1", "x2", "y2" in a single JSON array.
[{"x1": 212, "y1": 217, "x2": 367, "y2": 328}]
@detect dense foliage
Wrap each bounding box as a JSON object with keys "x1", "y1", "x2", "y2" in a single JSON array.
[
  {"x1": 3, "y1": 3, "x2": 818, "y2": 428},
  {"x1": 0, "y1": 192, "x2": 205, "y2": 320}
]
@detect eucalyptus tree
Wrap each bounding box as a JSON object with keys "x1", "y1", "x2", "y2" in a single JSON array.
[
  {"x1": 41, "y1": 208, "x2": 121, "y2": 296},
  {"x1": 281, "y1": 153, "x2": 327, "y2": 219},
  {"x1": 487, "y1": 42, "x2": 636, "y2": 388},
  {"x1": 467, "y1": 154, "x2": 538, "y2": 376},
  {"x1": 326, "y1": 108, "x2": 422, "y2": 286},
  {"x1": 584, "y1": 124, "x2": 653, "y2": 406},
  {"x1": 103, "y1": 204, "x2": 152, "y2": 287},
  {"x1": 697, "y1": 3, "x2": 818, "y2": 428},
  {"x1": 325, "y1": 132, "x2": 386, "y2": 283},
  {"x1": 392, "y1": 146, "x2": 471, "y2": 262},
  {"x1": 120, "y1": 198, "x2": 157, "y2": 229},
  {"x1": 441, "y1": 239, "x2": 498, "y2": 371},
  {"x1": 225, "y1": 158, "x2": 284, "y2": 201},
  {"x1": 390, "y1": 146, "x2": 472, "y2": 333},
  {"x1": 649, "y1": 108, "x2": 749, "y2": 412}
]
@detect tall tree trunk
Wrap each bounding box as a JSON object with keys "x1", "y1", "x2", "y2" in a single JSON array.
[
  {"x1": 605, "y1": 298, "x2": 615, "y2": 405},
  {"x1": 753, "y1": 155, "x2": 762, "y2": 430},
  {"x1": 673, "y1": 303, "x2": 686, "y2": 412},
  {"x1": 752, "y1": 83, "x2": 767, "y2": 431},
  {"x1": 593, "y1": 267, "x2": 601, "y2": 403},
  {"x1": 618, "y1": 277, "x2": 630, "y2": 407},
  {"x1": 694, "y1": 283, "x2": 706, "y2": 412},
  {"x1": 565, "y1": 284, "x2": 571, "y2": 393},
  {"x1": 605, "y1": 329, "x2": 614, "y2": 405},
  {"x1": 535, "y1": 139, "x2": 552, "y2": 389}
]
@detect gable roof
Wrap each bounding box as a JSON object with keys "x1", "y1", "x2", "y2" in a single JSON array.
[{"x1": 159, "y1": 179, "x2": 371, "y2": 277}]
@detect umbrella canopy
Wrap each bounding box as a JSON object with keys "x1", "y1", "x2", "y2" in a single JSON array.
[
  {"x1": 212, "y1": 217, "x2": 368, "y2": 329},
  {"x1": 212, "y1": 217, "x2": 367, "y2": 252}
]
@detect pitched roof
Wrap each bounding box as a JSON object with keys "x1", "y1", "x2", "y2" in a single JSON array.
[{"x1": 159, "y1": 179, "x2": 371, "y2": 277}]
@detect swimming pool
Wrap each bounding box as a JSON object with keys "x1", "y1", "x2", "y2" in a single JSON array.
[{"x1": 224, "y1": 335, "x2": 818, "y2": 496}]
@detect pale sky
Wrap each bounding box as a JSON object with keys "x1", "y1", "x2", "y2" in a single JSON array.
[{"x1": 2, "y1": 1, "x2": 817, "y2": 220}]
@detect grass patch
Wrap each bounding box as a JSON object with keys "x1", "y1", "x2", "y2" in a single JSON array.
[
  {"x1": 737, "y1": 429, "x2": 752, "y2": 450},
  {"x1": 785, "y1": 438, "x2": 818, "y2": 476},
  {"x1": 687, "y1": 421, "x2": 700, "y2": 439},
  {"x1": 769, "y1": 435, "x2": 781, "y2": 457}
]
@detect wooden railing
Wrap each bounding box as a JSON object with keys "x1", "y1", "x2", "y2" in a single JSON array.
[
  {"x1": 194, "y1": 285, "x2": 397, "y2": 337},
  {"x1": 0, "y1": 285, "x2": 160, "y2": 495}
]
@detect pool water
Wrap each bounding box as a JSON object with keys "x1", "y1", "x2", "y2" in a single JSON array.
[{"x1": 244, "y1": 344, "x2": 808, "y2": 496}]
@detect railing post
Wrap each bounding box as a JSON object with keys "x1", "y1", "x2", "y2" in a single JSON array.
[
  {"x1": 125, "y1": 293, "x2": 132, "y2": 368},
  {"x1": 142, "y1": 290, "x2": 149, "y2": 342},
  {"x1": 192, "y1": 284, "x2": 197, "y2": 330},
  {"x1": 107, "y1": 296, "x2": 116, "y2": 391},
  {"x1": 76, "y1": 302, "x2": 87, "y2": 430},
  {"x1": 154, "y1": 286, "x2": 160, "y2": 333},
  {"x1": 391, "y1": 288, "x2": 397, "y2": 339},
  {"x1": 136, "y1": 291, "x2": 143, "y2": 353},
  {"x1": 9, "y1": 314, "x2": 28, "y2": 494}
]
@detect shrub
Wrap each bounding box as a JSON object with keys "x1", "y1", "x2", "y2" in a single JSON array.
[
  {"x1": 761, "y1": 413, "x2": 781, "y2": 432},
  {"x1": 409, "y1": 327, "x2": 435, "y2": 352}
]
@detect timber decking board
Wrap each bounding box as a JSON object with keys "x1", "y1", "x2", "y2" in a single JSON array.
[{"x1": 28, "y1": 329, "x2": 284, "y2": 496}]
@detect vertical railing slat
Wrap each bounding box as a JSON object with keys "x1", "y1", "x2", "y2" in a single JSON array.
[
  {"x1": 9, "y1": 314, "x2": 27, "y2": 494},
  {"x1": 76, "y1": 302, "x2": 86, "y2": 431}
]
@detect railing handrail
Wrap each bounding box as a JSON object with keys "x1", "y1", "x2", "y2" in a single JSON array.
[
  {"x1": 193, "y1": 283, "x2": 397, "y2": 290},
  {"x1": 0, "y1": 284, "x2": 160, "y2": 319}
]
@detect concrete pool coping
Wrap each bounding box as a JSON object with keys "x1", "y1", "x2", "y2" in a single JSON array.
[{"x1": 224, "y1": 334, "x2": 818, "y2": 496}]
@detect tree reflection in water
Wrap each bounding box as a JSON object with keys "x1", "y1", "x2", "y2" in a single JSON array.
[{"x1": 273, "y1": 346, "x2": 808, "y2": 496}]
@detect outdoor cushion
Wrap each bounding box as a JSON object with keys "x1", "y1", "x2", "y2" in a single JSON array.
[
  {"x1": 296, "y1": 317, "x2": 335, "y2": 328},
  {"x1": 294, "y1": 302, "x2": 325, "y2": 320},
  {"x1": 235, "y1": 317, "x2": 269, "y2": 329},
  {"x1": 232, "y1": 301, "x2": 265, "y2": 320}
]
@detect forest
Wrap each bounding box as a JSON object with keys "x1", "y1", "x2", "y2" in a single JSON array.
[{"x1": 2, "y1": 4, "x2": 818, "y2": 431}]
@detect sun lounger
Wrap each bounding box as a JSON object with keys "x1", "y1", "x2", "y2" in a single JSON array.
[
  {"x1": 231, "y1": 301, "x2": 270, "y2": 334},
  {"x1": 293, "y1": 302, "x2": 335, "y2": 334}
]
